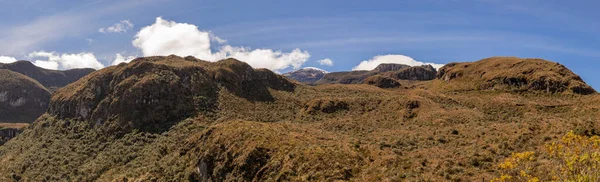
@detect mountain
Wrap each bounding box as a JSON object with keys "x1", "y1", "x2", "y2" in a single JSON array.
[
  {"x1": 0, "y1": 61, "x2": 95, "y2": 92},
  {"x1": 435, "y1": 57, "x2": 596, "y2": 94},
  {"x1": 0, "y1": 56, "x2": 598, "y2": 181},
  {"x1": 0, "y1": 69, "x2": 51, "y2": 123},
  {"x1": 282, "y1": 67, "x2": 328, "y2": 84},
  {"x1": 313, "y1": 63, "x2": 438, "y2": 85}
]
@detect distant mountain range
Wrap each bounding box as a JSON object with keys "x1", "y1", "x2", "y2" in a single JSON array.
[
  {"x1": 283, "y1": 63, "x2": 438, "y2": 87},
  {"x1": 0, "y1": 61, "x2": 95, "y2": 92},
  {"x1": 0, "y1": 61, "x2": 95, "y2": 123}
]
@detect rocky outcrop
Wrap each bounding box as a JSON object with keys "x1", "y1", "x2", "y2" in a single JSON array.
[
  {"x1": 0, "y1": 70, "x2": 51, "y2": 122},
  {"x1": 48, "y1": 56, "x2": 295, "y2": 133},
  {"x1": 373, "y1": 63, "x2": 411, "y2": 72},
  {"x1": 386, "y1": 65, "x2": 437, "y2": 81},
  {"x1": 436, "y1": 57, "x2": 596, "y2": 94},
  {"x1": 363, "y1": 75, "x2": 401, "y2": 88}
]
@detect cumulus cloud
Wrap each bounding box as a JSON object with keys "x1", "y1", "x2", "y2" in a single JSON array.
[
  {"x1": 28, "y1": 51, "x2": 104, "y2": 70},
  {"x1": 0, "y1": 56, "x2": 18, "y2": 63},
  {"x1": 212, "y1": 46, "x2": 309, "y2": 71},
  {"x1": 133, "y1": 17, "x2": 310, "y2": 71},
  {"x1": 99, "y1": 20, "x2": 134, "y2": 33},
  {"x1": 318, "y1": 58, "x2": 334, "y2": 66},
  {"x1": 33, "y1": 60, "x2": 59, "y2": 70},
  {"x1": 353, "y1": 54, "x2": 444, "y2": 71},
  {"x1": 111, "y1": 53, "x2": 137, "y2": 65}
]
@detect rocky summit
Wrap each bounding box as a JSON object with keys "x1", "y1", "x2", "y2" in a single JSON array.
[{"x1": 0, "y1": 56, "x2": 598, "y2": 181}]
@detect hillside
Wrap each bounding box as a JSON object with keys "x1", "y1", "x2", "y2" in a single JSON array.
[
  {"x1": 0, "y1": 56, "x2": 598, "y2": 181},
  {"x1": 434, "y1": 57, "x2": 596, "y2": 94},
  {"x1": 0, "y1": 61, "x2": 95, "y2": 92},
  {"x1": 0, "y1": 70, "x2": 51, "y2": 123}
]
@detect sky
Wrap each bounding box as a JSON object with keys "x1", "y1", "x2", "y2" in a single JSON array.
[{"x1": 1, "y1": 0, "x2": 600, "y2": 88}]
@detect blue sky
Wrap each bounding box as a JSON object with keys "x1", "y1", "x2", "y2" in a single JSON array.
[{"x1": 1, "y1": 0, "x2": 600, "y2": 88}]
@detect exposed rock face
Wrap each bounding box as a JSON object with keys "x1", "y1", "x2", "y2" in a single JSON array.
[
  {"x1": 282, "y1": 67, "x2": 328, "y2": 84},
  {"x1": 436, "y1": 57, "x2": 596, "y2": 94},
  {"x1": 0, "y1": 128, "x2": 22, "y2": 145},
  {"x1": 0, "y1": 70, "x2": 51, "y2": 122},
  {"x1": 373, "y1": 63, "x2": 411, "y2": 72},
  {"x1": 386, "y1": 65, "x2": 437, "y2": 81},
  {"x1": 363, "y1": 75, "x2": 401, "y2": 88},
  {"x1": 0, "y1": 61, "x2": 95, "y2": 91},
  {"x1": 48, "y1": 56, "x2": 295, "y2": 133}
]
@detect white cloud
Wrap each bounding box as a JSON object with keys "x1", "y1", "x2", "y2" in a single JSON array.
[
  {"x1": 0, "y1": 56, "x2": 18, "y2": 63},
  {"x1": 99, "y1": 20, "x2": 134, "y2": 33},
  {"x1": 133, "y1": 17, "x2": 212, "y2": 59},
  {"x1": 28, "y1": 51, "x2": 104, "y2": 70},
  {"x1": 133, "y1": 17, "x2": 310, "y2": 71},
  {"x1": 33, "y1": 60, "x2": 59, "y2": 70},
  {"x1": 111, "y1": 53, "x2": 137, "y2": 65},
  {"x1": 213, "y1": 46, "x2": 310, "y2": 71},
  {"x1": 318, "y1": 58, "x2": 333, "y2": 66},
  {"x1": 353, "y1": 54, "x2": 444, "y2": 71},
  {"x1": 210, "y1": 33, "x2": 227, "y2": 44}
]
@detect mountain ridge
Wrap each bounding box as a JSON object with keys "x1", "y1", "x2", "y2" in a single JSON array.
[{"x1": 0, "y1": 61, "x2": 95, "y2": 92}]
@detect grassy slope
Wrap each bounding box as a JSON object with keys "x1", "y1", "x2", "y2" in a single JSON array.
[{"x1": 1, "y1": 57, "x2": 599, "y2": 181}]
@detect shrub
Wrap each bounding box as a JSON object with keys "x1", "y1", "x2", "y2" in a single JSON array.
[{"x1": 493, "y1": 131, "x2": 600, "y2": 181}]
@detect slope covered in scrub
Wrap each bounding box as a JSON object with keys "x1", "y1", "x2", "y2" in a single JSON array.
[{"x1": 0, "y1": 56, "x2": 599, "y2": 181}]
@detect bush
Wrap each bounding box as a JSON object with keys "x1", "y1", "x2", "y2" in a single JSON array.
[{"x1": 493, "y1": 131, "x2": 600, "y2": 181}]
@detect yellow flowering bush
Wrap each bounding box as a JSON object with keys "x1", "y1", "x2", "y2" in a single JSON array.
[
  {"x1": 493, "y1": 131, "x2": 600, "y2": 182},
  {"x1": 492, "y1": 151, "x2": 538, "y2": 182}
]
